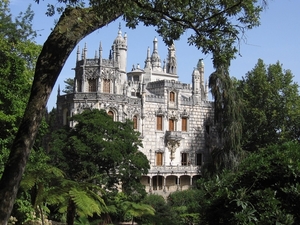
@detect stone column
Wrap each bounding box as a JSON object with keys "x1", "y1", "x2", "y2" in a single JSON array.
[{"x1": 149, "y1": 176, "x2": 152, "y2": 193}]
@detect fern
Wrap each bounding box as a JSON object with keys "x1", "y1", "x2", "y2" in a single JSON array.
[{"x1": 69, "y1": 188, "x2": 105, "y2": 217}]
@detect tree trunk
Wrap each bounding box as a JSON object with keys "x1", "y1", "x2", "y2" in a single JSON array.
[
  {"x1": 67, "y1": 198, "x2": 76, "y2": 225},
  {"x1": 0, "y1": 7, "x2": 121, "y2": 224}
]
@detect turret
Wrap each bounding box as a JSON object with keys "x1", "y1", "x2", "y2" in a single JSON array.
[{"x1": 112, "y1": 23, "x2": 127, "y2": 72}]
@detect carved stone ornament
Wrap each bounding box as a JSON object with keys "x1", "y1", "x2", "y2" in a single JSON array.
[
  {"x1": 167, "y1": 110, "x2": 179, "y2": 120},
  {"x1": 180, "y1": 109, "x2": 189, "y2": 118},
  {"x1": 167, "y1": 140, "x2": 180, "y2": 160},
  {"x1": 85, "y1": 68, "x2": 98, "y2": 79}
]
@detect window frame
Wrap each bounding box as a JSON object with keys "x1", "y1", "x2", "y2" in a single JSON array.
[
  {"x1": 169, "y1": 91, "x2": 175, "y2": 102},
  {"x1": 181, "y1": 152, "x2": 188, "y2": 166},
  {"x1": 88, "y1": 79, "x2": 97, "y2": 92},
  {"x1": 133, "y1": 115, "x2": 138, "y2": 130},
  {"x1": 181, "y1": 117, "x2": 187, "y2": 132},
  {"x1": 156, "y1": 115, "x2": 163, "y2": 131},
  {"x1": 103, "y1": 79, "x2": 110, "y2": 93},
  {"x1": 156, "y1": 152, "x2": 163, "y2": 166}
]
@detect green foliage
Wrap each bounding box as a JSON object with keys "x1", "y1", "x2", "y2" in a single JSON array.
[
  {"x1": 197, "y1": 142, "x2": 300, "y2": 224},
  {"x1": 0, "y1": 0, "x2": 41, "y2": 149},
  {"x1": 121, "y1": 201, "x2": 155, "y2": 221},
  {"x1": 237, "y1": 59, "x2": 300, "y2": 151},
  {"x1": 63, "y1": 78, "x2": 75, "y2": 94},
  {"x1": 138, "y1": 194, "x2": 173, "y2": 225},
  {"x1": 49, "y1": 109, "x2": 149, "y2": 223},
  {"x1": 51, "y1": 109, "x2": 149, "y2": 201},
  {"x1": 167, "y1": 190, "x2": 201, "y2": 225},
  {"x1": 207, "y1": 68, "x2": 244, "y2": 174}
]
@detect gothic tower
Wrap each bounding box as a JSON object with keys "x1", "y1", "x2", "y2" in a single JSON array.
[{"x1": 112, "y1": 23, "x2": 127, "y2": 73}]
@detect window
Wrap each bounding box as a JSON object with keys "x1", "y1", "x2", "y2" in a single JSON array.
[
  {"x1": 156, "y1": 152, "x2": 163, "y2": 166},
  {"x1": 103, "y1": 79, "x2": 110, "y2": 93},
  {"x1": 196, "y1": 153, "x2": 202, "y2": 166},
  {"x1": 169, "y1": 119, "x2": 175, "y2": 131},
  {"x1": 78, "y1": 79, "x2": 82, "y2": 92},
  {"x1": 156, "y1": 116, "x2": 163, "y2": 130},
  {"x1": 133, "y1": 116, "x2": 138, "y2": 129},
  {"x1": 182, "y1": 118, "x2": 187, "y2": 132},
  {"x1": 88, "y1": 79, "x2": 96, "y2": 92},
  {"x1": 181, "y1": 153, "x2": 188, "y2": 166},
  {"x1": 169, "y1": 91, "x2": 175, "y2": 102}
]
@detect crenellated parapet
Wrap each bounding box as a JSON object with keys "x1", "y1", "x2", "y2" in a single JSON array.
[{"x1": 145, "y1": 95, "x2": 165, "y2": 103}]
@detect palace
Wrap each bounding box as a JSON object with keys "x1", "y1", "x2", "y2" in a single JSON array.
[{"x1": 56, "y1": 26, "x2": 216, "y2": 196}]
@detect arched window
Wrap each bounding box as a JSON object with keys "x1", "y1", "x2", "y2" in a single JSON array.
[
  {"x1": 133, "y1": 115, "x2": 138, "y2": 129},
  {"x1": 88, "y1": 79, "x2": 96, "y2": 92},
  {"x1": 169, "y1": 91, "x2": 175, "y2": 102},
  {"x1": 103, "y1": 79, "x2": 110, "y2": 93},
  {"x1": 107, "y1": 110, "x2": 114, "y2": 120}
]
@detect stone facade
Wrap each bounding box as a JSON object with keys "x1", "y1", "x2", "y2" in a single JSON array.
[{"x1": 56, "y1": 26, "x2": 216, "y2": 196}]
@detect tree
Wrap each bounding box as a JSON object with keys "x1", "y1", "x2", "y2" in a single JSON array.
[
  {"x1": 197, "y1": 142, "x2": 300, "y2": 224},
  {"x1": 0, "y1": 0, "x2": 265, "y2": 222},
  {"x1": 167, "y1": 190, "x2": 202, "y2": 225},
  {"x1": 207, "y1": 69, "x2": 244, "y2": 174},
  {"x1": 50, "y1": 109, "x2": 149, "y2": 224},
  {"x1": 138, "y1": 194, "x2": 174, "y2": 225},
  {"x1": 237, "y1": 59, "x2": 300, "y2": 151},
  {"x1": 0, "y1": 0, "x2": 41, "y2": 149},
  {"x1": 62, "y1": 78, "x2": 74, "y2": 94}
]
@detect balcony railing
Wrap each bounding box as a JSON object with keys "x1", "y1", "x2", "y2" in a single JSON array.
[
  {"x1": 149, "y1": 164, "x2": 199, "y2": 174},
  {"x1": 165, "y1": 131, "x2": 182, "y2": 141}
]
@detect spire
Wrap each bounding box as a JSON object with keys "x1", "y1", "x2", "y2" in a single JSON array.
[
  {"x1": 144, "y1": 46, "x2": 151, "y2": 69},
  {"x1": 197, "y1": 58, "x2": 205, "y2": 89},
  {"x1": 76, "y1": 46, "x2": 80, "y2": 61},
  {"x1": 163, "y1": 59, "x2": 166, "y2": 72},
  {"x1": 151, "y1": 37, "x2": 162, "y2": 71},
  {"x1": 57, "y1": 84, "x2": 60, "y2": 96},
  {"x1": 167, "y1": 42, "x2": 177, "y2": 74},
  {"x1": 99, "y1": 42, "x2": 102, "y2": 63},
  {"x1": 83, "y1": 43, "x2": 87, "y2": 60},
  {"x1": 94, "y1": 50, "x2": 98, "y2": 59},
  {"x1": 118, "y1": 22, "x2": 122, "y2": 36}
]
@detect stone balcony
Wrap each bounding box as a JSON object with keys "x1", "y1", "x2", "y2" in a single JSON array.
[
  {"x1": 165, "y1": 131, "x2": 182, "y2": 141},
  {"x1": 149, "y1": 164, "x2": 200, "y2": 175}
]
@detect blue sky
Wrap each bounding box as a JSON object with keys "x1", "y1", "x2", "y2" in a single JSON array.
[{"x1": 10, "y1": 0, "x2": 300, "y2": 110}]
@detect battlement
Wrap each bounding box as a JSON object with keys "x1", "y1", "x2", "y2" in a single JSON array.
[{"x1": 145, "y1": 95, "x2": 165, "y2": 103}]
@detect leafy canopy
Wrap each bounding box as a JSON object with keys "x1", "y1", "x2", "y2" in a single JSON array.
[
  {"x1": 197, "y1": 142, "x2": 300, "y2": 225},
  {"x1": 237, "y1": 59, "x2": 300, "y2": 151},
  {"x1": 51, "y1": 109, "x2": 149, "y2": 200}
]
